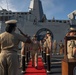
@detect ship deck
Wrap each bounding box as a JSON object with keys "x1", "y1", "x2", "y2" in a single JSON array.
[{"x1": 18, "y1": 51, "x2": 63, "y2": 75}]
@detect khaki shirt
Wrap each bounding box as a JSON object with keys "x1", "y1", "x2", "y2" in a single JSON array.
[
  {"x1": 40, "y1": 41, "x2": 42, "y2": 48},
  {"x1": 0, "y1": 32, "x2": 27, "y2": 52},
  {"x1": 25, "y1": 43, "x2": 31, "y2": 52},
  {"x1": 43, "y1": 41, "x2": 47, "y2": 48},
  {"x1": 32, "y1": 40, "x2": 40, "y2": 51},
  {"x1": 67, "y1": 40, "x2": 76, "y2": 59},
  {"x1": 53, "y1": 41, "x2": 57, "y2": 49},
  {"x1": 46, "y1": 36, "x2": 52, "y2": 49}
]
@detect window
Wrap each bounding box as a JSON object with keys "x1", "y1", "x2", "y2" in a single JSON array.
[
  {"x1": 75, "y1": 16, "x2": 76, "y2": 19},
  {"x1": 9, "y1": 13, "x2": 12, "y2": 14},
  {"x1": 59, "y1": 20, "x2": 62, "y2": 23},
  {"x1": 13, "y1": 13, "x2": 15, "y2": 14},
  {"x1": 63, "y1": 21, "x2": 66, "y2": 23},
  {"x1": 17, "y1": 13, "x2": 19, "y2": 14},
  {"x1": 6, "y1": 13, "x2": 8, "y2": 14},
  {"x1": 21, "y1": 13, "x2": 24, "y2": 15}
]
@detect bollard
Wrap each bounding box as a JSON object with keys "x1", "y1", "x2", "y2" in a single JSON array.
[
  {"x1": 21, "y1": 55, "x2": 25, "y2": 74},
  {"x1": 46, "y1": 48, "x2": 51, "y2": 73}
]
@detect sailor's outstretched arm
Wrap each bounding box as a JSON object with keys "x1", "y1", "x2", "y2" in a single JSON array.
[
  {"x1": 17, "y1": 28, "x2": 28, "y2": 38},
  {"x1": 18, "y1": 28, "x2": 32, "y2": 43}
]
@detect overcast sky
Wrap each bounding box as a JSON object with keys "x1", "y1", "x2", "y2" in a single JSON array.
[{"x1": 0, "y1": 0, "x2": 76, "y2": 20}]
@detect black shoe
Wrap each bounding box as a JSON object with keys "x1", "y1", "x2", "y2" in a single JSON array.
[
  {"x1": 35, "y1": 66, "x2": 38, "y2": 69},
  {"x1": 32, "y1": 65, "x2": 34, "y2": 67},
  {"x1": 21, "y1": 71, "x2": 25, "y2": 74}
]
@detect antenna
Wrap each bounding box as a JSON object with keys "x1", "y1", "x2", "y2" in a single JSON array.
[
  {"x1": 0, "y1": 6, "x2": 3, "y2": 10},
  {"x1": 6, "y1": 0, "x2": 9, "y2": 11}
]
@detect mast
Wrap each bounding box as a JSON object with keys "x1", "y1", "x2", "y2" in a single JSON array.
[{"x1": 29, "y1": 0, "x2": 45, "y2": 21}]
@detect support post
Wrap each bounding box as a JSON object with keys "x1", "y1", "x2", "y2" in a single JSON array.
[
  {"x1": 42, "y1": 50, "x2": 43, "y2": 58},
  {"x1": 28, "y1": 50, "x2": 30, "y2": 60},
  {"x1": 46, "y1": 48, "x2": 51, "y2": 73},
  {"x1": 21, "y1": 55, "x2": 25, "y2": 74},
  {"x1": 26, "y1": 49, "x2": 29, "y2": 65},
  {"x1": 43, "y1": 48, "x2": 46, "y2": 65}
]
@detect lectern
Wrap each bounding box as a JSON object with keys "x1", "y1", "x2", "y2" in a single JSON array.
[{"x1": 62, "y1": 36, "x2": 76, "y2": 75}]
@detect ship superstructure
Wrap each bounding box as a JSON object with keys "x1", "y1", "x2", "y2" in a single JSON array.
[{"x1": 0, "y1": 0, "x2": 76, "y2": 42}]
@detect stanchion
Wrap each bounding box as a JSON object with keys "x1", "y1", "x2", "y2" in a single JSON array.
[
  {"x1": 43, "y1": 48, "x2": 46, "y2": 65},
  {"x1": 42, "y1": 50, "x2": 43, "y2": 58},
  {"x1": 21, "y1": 45, "x2": 26, "y2": 74},
  {"x1": 46, "y1": 48, "x2": 51, "y2": 73},
  {"x1": 26, "y1": 48, "x2": 29, "y2": 65},
  {"x1": 28, "y1": 50, "x2": 30, "y2": 60},
  {"x1": 21, "y1": 55, "x2": 25, "y2": 74}
]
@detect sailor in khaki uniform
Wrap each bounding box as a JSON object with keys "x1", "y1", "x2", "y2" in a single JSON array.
[
  {"x1": 0, "y1": 20, "x2": 29, "y2": 75},
  {"x1": 39, "y1": 40, "x2": 43, "y2": 53},
  {"x1": 59, "y1": 40, "x2": 64, "y2": 55},
  {"x1": 31, "y1": 35, "x2": 40, "y2": 68},
  {"x1": 53, "y1": 40, "x2": 57, "y2": 54},
  {"x1": 67, "y1": 27, "x2": 76, "y2": 59},
  {"x1": 25, "y1": 42, "x2": 31, "y2": 63},
  {"x1": 46, "y1": 31, "x2": 52, "y2": 54},
  {"x1": 43, "y1": 38, "x2": 47, "y2": 52},
  {"x1": 45, "y1": 31, "x2": 52, "y2": 73}
]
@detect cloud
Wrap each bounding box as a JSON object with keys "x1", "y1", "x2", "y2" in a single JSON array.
[
  {"x1": 0, "y1": 0, "x2": 30, "y2": 12},
  {"x1": 0, "y1": 0, "x2": 17, "y2": 11},
  {"x1": 0, "y1": 0, "x2": 65, "y2": 19}
]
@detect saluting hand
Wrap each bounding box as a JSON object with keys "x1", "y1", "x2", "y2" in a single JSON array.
[
  {"x1": 26, "y1": 38, "x2": 33, "y2": 43},
  {"x1": 18, "y1": 28, "x2": 33, "y2": 43}
]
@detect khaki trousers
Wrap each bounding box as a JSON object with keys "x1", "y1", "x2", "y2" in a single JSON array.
[
  {"x1": 32, "y1": 51, "x2": 38, "y2": 67},
  {"x1": 0, "y1": 51, "x2": 19, "y2": 75}
]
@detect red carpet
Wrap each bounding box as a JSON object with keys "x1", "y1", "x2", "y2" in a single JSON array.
[{"x1": 24, "y1": 57, "x2": 47, "y2": 75}]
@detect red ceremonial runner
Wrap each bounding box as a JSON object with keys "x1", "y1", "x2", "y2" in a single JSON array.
[{"x1": 24, "y1": 57, "x2": 47, "y2": 75}]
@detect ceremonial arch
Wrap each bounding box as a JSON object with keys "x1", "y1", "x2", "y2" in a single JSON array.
[{"x1": 36, "y1": 28, "x2": 53, "y2": 41}]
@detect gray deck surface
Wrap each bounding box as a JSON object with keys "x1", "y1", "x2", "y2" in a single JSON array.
[{"x1": 18, "y1": 51, "x2": 64, "y2": 75}]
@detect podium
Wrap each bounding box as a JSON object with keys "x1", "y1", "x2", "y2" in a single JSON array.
[
  {"x1": 62, "y1": 59, "x2": 76, "y2": 75},
  {"x1": 62, "y1": 36, "x2": 76, "y2": 75}
]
